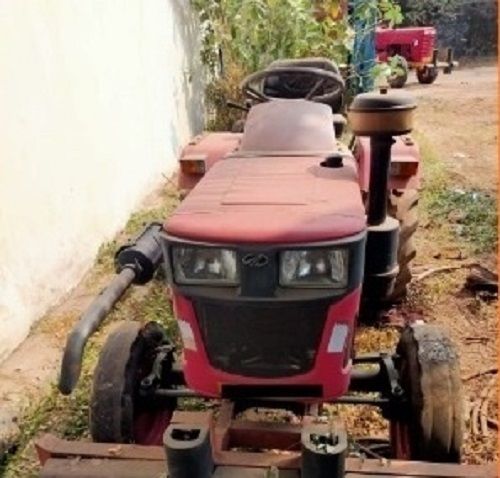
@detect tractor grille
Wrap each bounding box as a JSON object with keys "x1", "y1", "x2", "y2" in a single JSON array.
[{"x1": 194, "y1": 300, "x2": 330, "y2": 378}]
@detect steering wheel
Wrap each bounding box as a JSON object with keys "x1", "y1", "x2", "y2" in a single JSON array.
[{"x1": 240, "y1": 65, "x2": 345, "y2": 105}]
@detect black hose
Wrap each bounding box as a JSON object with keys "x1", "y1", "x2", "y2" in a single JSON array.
[
  {"x1": 58, "y1": 222, "x2": 164, "y2": 395},
  {"x1": 58, "y1": 267, "x2": 136, "y2": 395}
]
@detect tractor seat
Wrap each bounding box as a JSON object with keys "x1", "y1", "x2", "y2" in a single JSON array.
[
  {"x1": 240, "y1": 100, "x2": 338, "y2": 153},
  {"x1": 263, "y1": 58, "x2": 344, "y2": 112}
]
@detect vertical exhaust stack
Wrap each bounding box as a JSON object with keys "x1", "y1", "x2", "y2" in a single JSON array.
[
  {"x1": 348, "y1": 88, "x2": 417, "y2": 301},
  {"x1": 348, "y1": 88, "x2": 417, "y2": 225}
]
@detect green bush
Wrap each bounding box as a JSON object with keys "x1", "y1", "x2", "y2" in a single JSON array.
[{"x1": 191, "y1": 0, "x2": 402, "y2": 129}]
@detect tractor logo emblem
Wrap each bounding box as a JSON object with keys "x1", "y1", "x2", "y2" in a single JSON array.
[{"x1": 242, "y1": 253, "x2": 269, "y2": 267}]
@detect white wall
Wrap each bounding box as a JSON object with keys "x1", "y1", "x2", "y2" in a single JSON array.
[{"x1": 0, "y1": 0, "x2": 203, "y2": 362}]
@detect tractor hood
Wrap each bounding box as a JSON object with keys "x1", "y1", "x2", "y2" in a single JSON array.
[{"x1": 164, "y1": 155, "x2": 365, "y2": 244}]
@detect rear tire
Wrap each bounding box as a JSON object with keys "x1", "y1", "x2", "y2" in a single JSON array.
[
  {"x1": 417, "y1": 66, "x2": 439, "y2": 84},
  {"x1": 391, "y1": 324, "x2": 463, "y2": 462},
  {"x1": 388, "y1": 189, "x2": 418, "y2": 302},
  {"x1": 388, "y1": 56, "x2": 409, "y2": 89},
  {"x1": 359, "y1": 190, "x2": 418, "y2": 322}
]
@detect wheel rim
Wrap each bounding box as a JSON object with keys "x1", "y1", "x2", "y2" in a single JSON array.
[
  {"x1": 128, "y1": 322, "x2": 177, "y2": 445},
  {"x1": 90, "y1": 321, "x2": 177, "y2": 445}
]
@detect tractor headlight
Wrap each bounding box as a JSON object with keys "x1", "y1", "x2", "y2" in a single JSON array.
[
  {"x1": 172, "y1": 246, "x2": 238, "y2": 285},
  {"x1": 280, "y1": 249, "x2": 348, "y2": 288}
]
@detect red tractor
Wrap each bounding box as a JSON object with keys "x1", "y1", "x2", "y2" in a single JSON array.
[
  {"x1": 36, "y1": 60, "x2": 493, "y2": 478},
  {"x1": 376, "y1": 26, "x2": 457, "y2": 88}
]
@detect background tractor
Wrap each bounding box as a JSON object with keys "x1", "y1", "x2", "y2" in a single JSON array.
[
  {"x1": 34, "y1": 60, "x2": 493, "y2": 478},
  {"x1": 376, "y1": 25, "x2": 458, "y2": 88}
]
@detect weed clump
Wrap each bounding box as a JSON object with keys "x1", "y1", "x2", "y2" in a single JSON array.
[
  {"x1": 427, "y1": 188, "x2": 497, "y2": 254},
  {"x1": 416, "y1": 130, "x2": 497, "y2": 255}
]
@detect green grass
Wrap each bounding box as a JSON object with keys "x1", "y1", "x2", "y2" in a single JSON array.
[
  {"x1": 428, "y1": 188, "x2": 497, "y2": 254},
  {"x1": 416, "y1": 131, "x2": 497, "y2": 255}
]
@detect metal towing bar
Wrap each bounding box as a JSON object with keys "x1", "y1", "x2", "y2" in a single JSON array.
[
  {"x1": 36, "y1": 402, "x2": 496, "y2": 478},
  {"x1": 35, "y1": 434, "x2": 496, "y2": 478}
]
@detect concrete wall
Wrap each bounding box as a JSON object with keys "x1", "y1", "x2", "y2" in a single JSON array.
[{"x1": 0, "y1": 1, "x2": 203, "y2": 362}]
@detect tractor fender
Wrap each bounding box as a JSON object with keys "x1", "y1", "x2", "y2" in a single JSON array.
[
  {"x1": 178, "y1": 132, "x2": 242, "y2": 193},
  {"x1": 353, "y1": 136, "x2": 421, "y2": 192}
]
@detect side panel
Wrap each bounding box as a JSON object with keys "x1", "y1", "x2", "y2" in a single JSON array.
[
  {"x1": 178, "y1": 132, "x2": 242, "y2": 192},
  {"x1": 354, "y1": 136, "x2": 421, "y2": 192},
  {"x1": 375, "y1": 27, "x2": 436, "y2": 63}
]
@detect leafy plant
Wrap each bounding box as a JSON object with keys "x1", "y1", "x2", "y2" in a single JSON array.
[
  {"x1": 193, "y1": 0, "x2": 349, "y2": 74},
  {"x1": 191, "y1": 0, "x2": 403, "y2": 129}
]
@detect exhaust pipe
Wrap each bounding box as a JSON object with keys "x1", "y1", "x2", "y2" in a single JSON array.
[
  {"x1": 348, "y1": 87, "x2": 416, "y2": 225},
  {"x1": 366, "y1": 135, "x2": 395, "y2": 226},
  {"x1": 59, "y1": 222, "x2": 163, "y2": 395},
  {"x1": 348, "y1": 89, "x2": 417, "y2": 299}
]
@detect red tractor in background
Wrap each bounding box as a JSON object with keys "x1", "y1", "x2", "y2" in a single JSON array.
[
  {"x1": 34, "y1": 59, "x2": 494, "y2": 478},
  {"x1": 376, "y1": 26, "x2": 458, "y2": 88}
]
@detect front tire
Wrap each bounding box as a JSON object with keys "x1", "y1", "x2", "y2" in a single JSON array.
[
  {"x1": 90, "y1": 321, "x2": 175, "y2": 445},
  {"x1": 391, "y1": 324, "x2": 463, "y2": 462},
  {"x1": 417, "y1": 66, "x2": 439, "y2": 84}
]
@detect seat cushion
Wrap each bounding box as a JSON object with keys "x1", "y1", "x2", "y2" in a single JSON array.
[{"x1": 240, "y1": 100, "x2": 337, "y2": 153}]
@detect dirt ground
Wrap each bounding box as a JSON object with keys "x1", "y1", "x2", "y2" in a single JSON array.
[
  {"x1": 353, "y1": 62, "x2": 498, "y2": 464},
  {"x1": 410, "y1": 64, "x2": 498, "y2": 193},
  {"x1": 320, "y1": 63, "x2": 498, "y2": 465},
  {"x1": 410, "y1": 63, "x2": 498, "y2": 463},
  {"x1": 0, "y1": 63, "x2": 497, "y2": 475}
]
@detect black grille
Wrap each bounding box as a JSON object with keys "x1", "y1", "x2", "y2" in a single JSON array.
[{"x1": 194, "y1": 300, "x2": 330, "y2": 378}]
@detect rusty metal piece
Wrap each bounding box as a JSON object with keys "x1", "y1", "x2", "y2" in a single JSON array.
[
  {"x1": 35, "y1": 434, "x2": 165, "y2": 465},
  {"x1": 36, "y1": 404, "x2": 496, "y2": 477},
  {"x1": 40, "y1": 458, "x2": 497, "y2": 478},
  {"x1": 227, "y1": 421, "x2": 302, "y2": 451},
  {"x1": 36, "y1": 433, "x2": 496, "y2": 477},
  {"x1": 40, "y1": 458, "x2": 166, "y2": 478}
]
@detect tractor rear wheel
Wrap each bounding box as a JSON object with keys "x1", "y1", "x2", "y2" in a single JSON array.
[
  {"x1": 388, "y1": 56, "x2": 409, "y2": 89},
  {"x1": 417, "y1": 66, "x2": 439, "y2": 84},
  {"x1": 90, "y1": 321, "x2": 176, "y2": 445},
  {"x1": 391, "y1": 324, "x2": 463, "y2": 462},
  {"x1": 389, "y1": 189, "x2": 418, "y2": 302}
]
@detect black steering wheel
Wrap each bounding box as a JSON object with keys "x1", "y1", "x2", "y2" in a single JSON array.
[{"x1": 240, "y1": 65, "x2": 345, "y2": 105}]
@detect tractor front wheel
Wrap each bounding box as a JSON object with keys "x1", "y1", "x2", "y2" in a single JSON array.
[
  {"x1": 391, "y1": 324, "x2": 463, "y2": 462},
  {"x1": 90, "y1": 321, "x2": 176, "y2": 445},
  {"x1": 417, "y1": 66, "x2": 439, "y2": 84}
]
